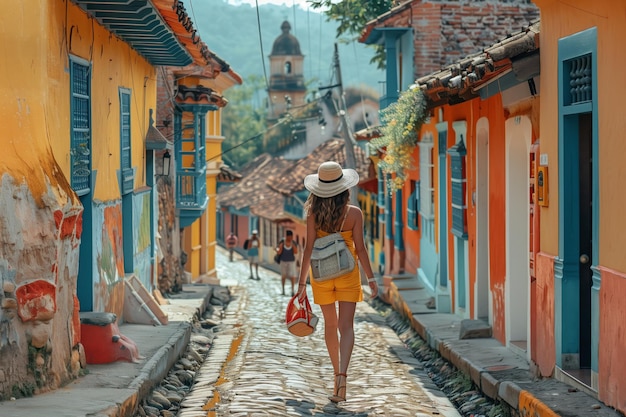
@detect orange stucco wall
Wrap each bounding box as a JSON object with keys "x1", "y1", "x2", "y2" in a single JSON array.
[
  {"x1": 484, "y1": 99, "x2": 507, "y2": 344},
  {"x1": 533, "y1": 1, "x2": 626, "y2": 412},
  {"x1": 419, "y1": 95, "x2": 508, "y2": 341},
  {"x1": 404, "y1": 156, "x2": 420, "y2": 274},
  {"x1": 534, "y1": 0, "x2": 626, "y2": 264}
]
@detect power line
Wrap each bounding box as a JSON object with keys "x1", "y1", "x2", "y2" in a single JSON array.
[
  {"x1": 207, "y1": 98, "x2": 322, "y2": 164},
  {"x1": 254, "y1": 0, "x2": 273, "y2": 116}
]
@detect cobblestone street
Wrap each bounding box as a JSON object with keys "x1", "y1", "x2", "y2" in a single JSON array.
[{"x1": 176, "y1": 250, "x2": 460, "y2": 417}]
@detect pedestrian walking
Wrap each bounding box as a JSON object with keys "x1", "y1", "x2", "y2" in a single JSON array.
[
  {"x1": 276, "y1": 230, "x2": 298, "y2": 296},
  {"x1": 295, "y1": 161, "x2": 379, "y2": 403},
  {"x1": 245, "y1": 230, "x2": 260, "y2": 280},
  {"x1": 225, "y1": 231, "x2": 238, "y2": 262}
]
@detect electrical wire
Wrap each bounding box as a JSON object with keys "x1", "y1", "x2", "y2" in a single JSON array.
[
  {"x1": 206, "y1": 96, "x2": 323, "y2": 164},
  {"x1": 292, "y1": 0, "x2": 297, "y2": 33},
  {"x1": 351, "y1": 40, "x2": 371, "y2": 129},
  {"x1": 188, "y1": 0, "x2": 198, "y2": 28},
  {"x1": 255, "y1": 0, "x2": 273, "y2": 116},
  {"x1": 306, "y1": 6, "x2": 313, "y2": 82}
]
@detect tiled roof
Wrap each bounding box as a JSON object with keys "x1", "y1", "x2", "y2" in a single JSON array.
[
  {"x1": 216, "y1": 154, "x2": 295, "y2": 220},
  {"x1": 216, "y1": 139, "x2": 373, "y2": 220},
  {"x1": 216, "y1": 165, "x2": 242, "y2": 182},
  {"x1": 269, "y1": 138, "x2": 373, "y2": 196},
  {"x1": 359, "y1": 0, "x2": 412, "y2": 44},
  {"x1": 416, "y1": 20, "x2": 540, "y2": 108}
]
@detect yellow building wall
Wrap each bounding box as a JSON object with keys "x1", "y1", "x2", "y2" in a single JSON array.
[
  {"x1": 183, "y1": 108, "x2": 224, "y2": 280},
  {"x1": 45, "y1": 2, "x2": 156, "y2": 201},
  {"x1": 0, "y1": 0, "x2": 159, "y2": 394},
  {"x1": 205, "y1": 108, "x2": 224, "y2": 278}
]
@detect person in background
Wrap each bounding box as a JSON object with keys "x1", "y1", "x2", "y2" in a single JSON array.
[
  {"x1": 246, "y1": 230, "x2": 260, "y2": 280},
  {"x1": 276, "y1": 230, "x2": 298, "y2": 296},
  {"x1": 296, "y1": 161, "x2": 378, "y2": 404},
  {"x1": 225, "y1": 231, "x2": 238, "y2": 262}
]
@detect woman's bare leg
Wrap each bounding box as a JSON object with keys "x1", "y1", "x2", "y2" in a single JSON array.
[
  {"x1": 337, "y1": 301, "x2": 356, "y2": 374},
  {"x1": 319, "y1": 303, "x2": 339, "y2": 374}
]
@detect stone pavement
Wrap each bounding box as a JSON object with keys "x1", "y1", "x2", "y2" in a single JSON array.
[
  {"x1": 181, "y1": 255, "x2": 460, "y2": 417},
  {"x1": 0, "y1": 248, "x2": 459, "y2": 417},
  {"x1": 2, "y1": 247, "x2": 623, "y2": 416}
]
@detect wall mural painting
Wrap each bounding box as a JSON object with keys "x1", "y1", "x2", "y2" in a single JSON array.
[
  {"x1": 94, "y1": 203, "x2": 124, "y2": 313},
  {"x1": 134, "y1": 191, "x2": 153, "y2": 288}
]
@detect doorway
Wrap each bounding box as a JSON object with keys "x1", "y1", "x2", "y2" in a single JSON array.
[
  {"x1": 475, "y1": 118, "x2": 490, "y2": 321},
  {"x1": 559, "y1": 112, "x2": 593, "y2": 386},
  {"x1": 505, "y1": 116, "x2": 531, "y2": 358}
]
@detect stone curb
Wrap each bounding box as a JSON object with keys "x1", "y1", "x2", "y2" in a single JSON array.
[
  {"x1": 92, "y1": 324, "x2": 192, "y2": 417},
  {"x1": 129, "y1": 323, "x2": 193, "y2": 399},
  {"x1": 93, "y1": 288, "x2": 214, "y2": 417},
  {"x1": 518, "y1": 389, "x2": 562, "y2": 417},
  {"x1": 389, "y1": 282, "x2": 560, "y2": 417}
]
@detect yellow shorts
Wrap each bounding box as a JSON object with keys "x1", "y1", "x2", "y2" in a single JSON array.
[{"x1": 310, "y1": 267, "x2": 363, "y2": 305}]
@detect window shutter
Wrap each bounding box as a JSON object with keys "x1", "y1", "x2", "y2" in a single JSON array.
[
  {"x1": 448, "y1": 140, "x2": 467, "y2": 238},
  {"x1": 120, "y1": 89, "x2": 134, "y2": 195},
  {"x1": 70, "y1": 59, "x2": 91, "y2": 196}
]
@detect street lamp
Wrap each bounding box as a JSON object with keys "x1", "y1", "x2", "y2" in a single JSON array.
[{"x1": 160, "y1": 150, "x2": 171, "y2": 176}]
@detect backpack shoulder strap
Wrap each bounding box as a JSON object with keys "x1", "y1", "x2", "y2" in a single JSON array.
[{"x1": 338, "y1": 206, "x2": 349, "y2": 232}]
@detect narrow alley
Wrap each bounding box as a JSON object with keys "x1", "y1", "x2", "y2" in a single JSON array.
[{"x1": 173, "y1": 248, "x2": 460, "y2": 416}]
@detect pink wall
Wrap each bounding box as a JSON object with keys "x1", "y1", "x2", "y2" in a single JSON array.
[
  {"x1": 598, "y1": 267, "x2": 626, "y2": 411},
  {"x1": 534, "y1": 252, "x2": 556, "y2": 376}
]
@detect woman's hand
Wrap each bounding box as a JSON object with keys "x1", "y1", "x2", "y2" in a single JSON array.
[
  {"x1": 368, "y1": 280, "x2": 379, "y2": 299},
  {"x1": 296, "y1": 282, "x2": 307, "y2": 301}
]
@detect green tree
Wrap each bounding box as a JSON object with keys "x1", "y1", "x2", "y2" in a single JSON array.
[
  {"x1": 221, "y1": 76, "x2": 324, "y2": 168},
  {"x1": 221, "y1": 75, "x2": 269, "y2": 169},
  {"x1": 308, "y1": 0, "x2": 392, "y2": 69}
]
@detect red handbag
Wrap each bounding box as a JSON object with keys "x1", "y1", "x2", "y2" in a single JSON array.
[{"x1": 285, "y1": 294, "x2": 318, "y2": 337}]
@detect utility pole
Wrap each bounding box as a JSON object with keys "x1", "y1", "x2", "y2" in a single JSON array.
[{"x1": 333, "y1": 43, "x2": 359, "y2": 206}]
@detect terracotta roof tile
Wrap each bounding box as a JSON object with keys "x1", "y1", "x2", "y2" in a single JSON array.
[
  {"x1": 416, "y1": 20, "x2": 540, "y2": 108},
  {"x1": 216, "y1": 165, "x2": 242, "y2": 182},
  {"x1": 217, "y1": 140, "x2": 373, "y2": 219},
  {"x1": 269, "y1": 138, "x2": 372, "y2": 196},
  {"x1": 216, "y1": 154, "x2": 295, "y2": 218}
]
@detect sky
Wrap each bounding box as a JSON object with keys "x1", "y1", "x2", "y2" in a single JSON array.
[{"x1": 226, "y1": 0, "x2": 323, "y2": 10}]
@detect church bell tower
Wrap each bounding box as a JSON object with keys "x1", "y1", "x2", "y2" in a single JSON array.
[{"x1": 267, "y1": 21, "x2": 306, "y2": 122}]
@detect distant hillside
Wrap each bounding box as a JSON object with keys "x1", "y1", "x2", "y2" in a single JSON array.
[{"x1": 191, "y1": 1, "x2": 385, "y2": 93}]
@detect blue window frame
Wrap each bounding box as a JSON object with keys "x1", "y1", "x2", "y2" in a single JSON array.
[
  {"x1": 377, "y1": 166, "x2": 385, "y2": 207},
  {"x1": 448, "y1": 138, "x2": 467, "y2": 239},
  {"x1": 70, "y1": 57, "x2": 91, "y2": 196},
  {"x1": 119, "y1": 88, "x2": 134, "y2": 195},
  {"x1": 408, "y1": 180, "x2": 419, "y2": 230}
]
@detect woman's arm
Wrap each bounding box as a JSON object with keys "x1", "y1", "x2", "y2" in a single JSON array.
[
  {"x1": 350, "y1": 206, "x2": 379, "y2": 298},
  {"x1": 296, "y1": 215, "x2": 317, "y2": 299}
]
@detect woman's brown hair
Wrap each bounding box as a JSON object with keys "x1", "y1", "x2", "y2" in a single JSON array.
[{"x1": 304, "y1": 190, "x2": 349, "y2": 232}]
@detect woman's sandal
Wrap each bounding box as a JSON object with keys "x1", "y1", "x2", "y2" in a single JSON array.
[{"x1": 329, "y1": 373, "x2": 347, "y2": 403}]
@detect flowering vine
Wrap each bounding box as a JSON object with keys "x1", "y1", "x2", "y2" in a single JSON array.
[{"x1": 369, "y1": 85, "x2": 428, "y2": 191}]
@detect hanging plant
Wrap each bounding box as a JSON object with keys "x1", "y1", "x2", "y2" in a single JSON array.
[{"x1": 369, "y1": 85, "x2": 428, "y2": 191}]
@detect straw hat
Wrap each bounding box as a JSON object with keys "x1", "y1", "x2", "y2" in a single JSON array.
[{"x1": 304, "y1": 161, "x2": 359, "y2": 198}]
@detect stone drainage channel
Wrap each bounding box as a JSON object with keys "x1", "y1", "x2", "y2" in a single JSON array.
[{"x1": 134, "y1": 289, "x2": 513, "y2": 417}]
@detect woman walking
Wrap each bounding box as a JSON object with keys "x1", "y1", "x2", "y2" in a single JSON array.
[{"x1": 296, "y1": 161, "x2": 378, "y2": 403}]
